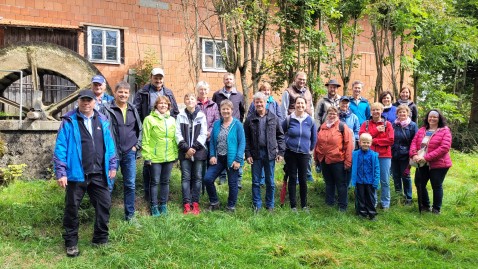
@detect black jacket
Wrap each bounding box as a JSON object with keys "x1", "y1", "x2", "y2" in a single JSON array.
[
  {"x1": 134, "y1": 84, "x2": 179, "y2": 122},
  {"x1": 244, "y1": 111, "x2": 285, "y2": 160},
  {"x1": 212, "y1": 88, "x2": 245, "y2": 122},
  {"x1": 101, "y1": 101, "x2": 143, "y2": 157}
]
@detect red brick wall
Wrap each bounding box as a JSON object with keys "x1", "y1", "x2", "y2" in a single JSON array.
[{"x1": 0, "y1": 0, "x2": 410, "y2": 104}]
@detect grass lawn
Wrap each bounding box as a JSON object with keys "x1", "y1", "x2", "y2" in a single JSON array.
[{"x1": 1, "y1": 150, "x2": 477, "y2": 268}]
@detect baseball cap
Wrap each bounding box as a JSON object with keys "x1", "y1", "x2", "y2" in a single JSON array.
[
  {"x1": 91, "y1": 75, "x2": 106, "y2": 84},
  {"x1": 78, "y1": 89, "x2": 95, "y2": 100},
  {"x1": 151, "y1": 68, "x2": 165, "y2": 76}
]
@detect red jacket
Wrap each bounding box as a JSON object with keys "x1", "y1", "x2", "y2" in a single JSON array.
[
  {"x1": 359, "y1": 118, "x2": 394, "y2": 158},
  {"x1": 314, "y1": 121, "x2": 354, "y2": 169},
  {"x1": 410, "y1": 126, "x2": 452, "y2": 169}
]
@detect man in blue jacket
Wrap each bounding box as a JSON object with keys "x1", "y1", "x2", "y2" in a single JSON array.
[{"x1": 53, "y1": 89, "x2": 118, "y2": 257}]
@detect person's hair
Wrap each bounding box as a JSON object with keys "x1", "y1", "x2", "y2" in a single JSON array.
[
  {"x1": 423, "y1": 109, "x2": 447, "y2": 129},
  {"x1": 295, "y1": 96, "x2": 307, "y2": 104},
  {"x1": 294, "y1": 71, "x2": 307, "y2": 80},
  {"x1": 396, "y1": 104, "x2": 411, "y2": 116},
  {"x1": 195, "y1": 81, "x2": 210, "y2": 92},
  {"x1": 220, "y1": 99, "x2": 234, "y2": 109},
  {"x1": 259, "y1": 82, "x2": 271, "y2": 92},
  {"x1": 184, "y1": 92, "x2": 197, "y2": 100},
  {"x1": 379, "y1": 90, "x2": 394, "y2": 103},
  {"x1": 115, "y1": 81, "x2": 130, "y2": 91},
  {"x1": 223, "y1": 73, "x2": 235, "y2": 79},
  {"x1": 253, "y1": 91, "x2": 267, "y2": 102},
  {"x1": 154, "y1": 96, "x2": 171, "y2": 110},
  {"x1": 326, "y1": 106, "x2": 339, "y2": 115},
  {"x1": 360, "y1": 133, "x2": 372, "y2": 142},
  {"x1": 370, "y1": 102, "x2": 384, "y2": 111},
  {"x1": 400, "y1": 86, "x2": 412, "y2": 96},
  {"x1": 351, "y1": 80, "x2": 364, "y2": 88}
]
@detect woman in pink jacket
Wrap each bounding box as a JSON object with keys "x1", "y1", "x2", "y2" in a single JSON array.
[{"x1": 410, "y1": 109, "x2": 452, "y2": 214}]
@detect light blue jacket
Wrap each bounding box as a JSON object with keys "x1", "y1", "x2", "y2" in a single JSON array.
[
  {"x1": 209, "y1": 118, "x2": 245, "y2": 167},
  {"x1": 53, "y1": 109, "x2": 118, "y2": 187},
  {"x1": 349, "y1": 97, "x2": 370, "y2": 125}
]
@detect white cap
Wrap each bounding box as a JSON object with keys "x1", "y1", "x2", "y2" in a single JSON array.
[{"x1": 151, "y1": 68, "x2": 165, "y2": 76}]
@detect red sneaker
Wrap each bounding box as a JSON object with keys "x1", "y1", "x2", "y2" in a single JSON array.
[
  {"x1": 183, "y1": 203, "x2": 192, "y2": 214},
  {"x1": 192, "y1": 202, "x2": 200, "y2": 215}
]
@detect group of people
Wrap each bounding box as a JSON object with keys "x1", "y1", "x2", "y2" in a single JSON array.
[{"x1": 53, "y1": 69, "x2": 452, "y2": 257}]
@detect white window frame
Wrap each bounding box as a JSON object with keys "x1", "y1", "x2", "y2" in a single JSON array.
[
  {"x1": 87, "y1": 26, "x2": 121, "y2": 64},
  {"x1": 201, "y1": 38, "x2": 227, "y2": 72}
]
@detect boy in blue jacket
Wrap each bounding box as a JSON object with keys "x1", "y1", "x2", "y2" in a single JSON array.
[{"x1": 351, "y1": 133, "x2": 380, "y2": 220}]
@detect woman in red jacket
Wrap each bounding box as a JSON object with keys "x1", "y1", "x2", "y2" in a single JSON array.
[
  {"x1": 410, "y1": 109, "x2": 452, "y2": 214},
  {"x1": 359, "y1": 102, "x2": 394, "y2": 210}
]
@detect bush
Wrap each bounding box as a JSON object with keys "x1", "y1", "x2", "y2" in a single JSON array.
[{"x1": 0, "y1": 164, "x2": 27, "y2": 186}]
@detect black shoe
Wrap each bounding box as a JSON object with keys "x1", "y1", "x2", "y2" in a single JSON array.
[
  {"x1": 302, "y1": 206, "x2": 310, "y2": 213},
  {"x1": 208, "y1": 202, "x2": 220, "y2": 211},
  {"x1": 226, "y1": 206, "x2": 236, "y2": 213},
  {"x1": 404, "y1": 200, "x2": 412, "y2": 206},
  {"x1": 66, "y1": 245, "x2": 80, "y2": 257},
  {"x1": 420, "y1": 205, "x2": 432, "y2": 212},
  {"x1": 92, "y1": 241, "x2": 108, "y2": 248},
  {"x1": 432, "y1": 208, "x2": 441, "y2": 215}
]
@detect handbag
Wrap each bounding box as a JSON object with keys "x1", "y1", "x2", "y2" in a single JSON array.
[{"x1": 409, "y1": 147, "x2": 426, "y2": 168}]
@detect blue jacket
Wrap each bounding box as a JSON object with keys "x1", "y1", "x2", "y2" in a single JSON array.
[
  {"x1": 349, "y1": 97, "x2": 370, "y2": 125},
  {"x1": 392, "y1": 121, "x2": 418, "y2": 160},
  {"x1": 209, "y1": 118, "x2": 246, "y2": 167},
  {"x1": 282, "y1": 113, "x2": 317, "y2": 154},
  {"x1": 53, "y1": 109, "x2": 118, "y2": 187},
  {"x1": 246, "y1": 97, "x2": 284, "y2": 122},
  {"x1": 339, "y1": 112, "x2": 360, "y2": 141},
  {"x1": 351, "y1": 149, "x2": 380, "y2": 189},
  {"x1": 382, "y1": 106, "x2": 397, "y2": 124}
]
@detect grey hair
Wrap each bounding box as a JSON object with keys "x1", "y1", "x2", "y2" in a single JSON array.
[
  {"x1": 352, "y1": 80, "x2": 364, "y2": 87},
  {"x1": 195, "y1": 81, "x2": 210, "y2": 92},
  {"x1": 115, "y1": 81, "x2": 130, "y2": 91},
  {"x1": 252, "y1": 91, "x2": 267, "y2": 102}
]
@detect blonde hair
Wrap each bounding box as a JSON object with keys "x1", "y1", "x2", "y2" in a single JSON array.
[
  {"x1": 396, "y1": 104, "x2": 411, "y2": 116},
  {"x1": 370, "y1": 102, "x2": 384, "y2": 111}
]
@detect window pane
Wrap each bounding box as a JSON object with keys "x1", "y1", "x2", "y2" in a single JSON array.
[
  {"x1": 106, "y1": 47, "x2": 117, "y2": 61},
  {"x1": 215, "y1": 42, "x2": 225, "y2": 52},
  {"x1": 91, "y1": 30, "x2": 103, "y2": 45},
  {"x1": 92, "y1": 45, "x2": 103, "y2": 60},
  {"x1": 106, "y1": 31, "x2": 117, "y2": 46},
  {"x1": 216, "y1": 56, "x2": 225, "y2": 69},
  {"x1": 204, "y1": 41, "x2": 213, "y2": 54},
  {"x1": 204, "y1": 55, "x2": 214, "y2": 68}
]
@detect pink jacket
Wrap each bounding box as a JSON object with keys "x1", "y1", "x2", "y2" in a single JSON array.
[{"x1": 410, "y1": 126, "x2": 452, "y2": 169}]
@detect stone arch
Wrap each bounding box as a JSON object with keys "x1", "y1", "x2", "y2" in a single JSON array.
[{"x1": 0, "y1": 42, "x2": 105, "y2": 119}]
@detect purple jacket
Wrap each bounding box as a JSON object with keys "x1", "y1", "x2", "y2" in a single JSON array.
[
  {"x1": 197, "y1": 98, "x2": 220, "y2": 136},
  {"x1": 410, "y1": 126, "x2": 452, "y2": 169}
]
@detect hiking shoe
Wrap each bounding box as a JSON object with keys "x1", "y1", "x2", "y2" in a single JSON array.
[
  {"x1": 253, "y1": 206, "x2": 260, "y2": 214},
  {"x1": 159, "y1": 204, "x2": 168, "y2": 215},
  {"x1": 432, "y1": 208, "x2": 441, "y2": 215},
  {"x1": 183, "y1": 203, "x2": 192, "y2": 215},
  {"x1": 192, "y1": 202, "x2": 201, "y2": 215},
  {"x1": 266, "y1": 207, "x2": 274, "y2": 213},
  {"x1": 66, "y1": 245, "x2": 79, "y2": 257},
  {"x1": 302, "y1": 206, "x2": 310, "y2": 213},
  {"x1": 208, "y1": 202, "x2": 220, "y2": 211},
  {"x1": 420, "y1": 205, "x2": 432, "y2": 212},
  {"x1": 92, "y1": 241, "x2": 108, "y2": 248},
  {"x1": 151, "y1": 205, "x2": 160, "y2": 217},
  {"x1": 226, "y1": 206, "x2": 236, "y2": 213},
  {"x1": 291, "y1": 207, "x2": 298, "y2": 213},
  {"x1": 404, "y1": 200, "x2": 413, "y2": 206}
]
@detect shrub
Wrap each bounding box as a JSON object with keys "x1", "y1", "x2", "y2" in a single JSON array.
[{"x1": 0, "y1": 164, "x2": 27, "y2": 186}]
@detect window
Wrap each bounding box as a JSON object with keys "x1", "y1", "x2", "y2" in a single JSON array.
[
  {"x1": 87, "y1": 26, "x2": 121, "y2": 64},
  {"x1": 201, "y1": 39, "x2": 227, "y2": 72}
]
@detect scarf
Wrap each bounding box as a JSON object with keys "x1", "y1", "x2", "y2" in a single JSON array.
[
  {"x1": 266, "y1": 95, "x2": 274, "y2": 110},
  {"x1": 326, "y1": 118, "x2": 338, "y2": 128},
  {"x1": 339, "y1": 109, "x2": 352, "y2": 119},
  {"x1": 397, "y1": 99, "x2": 411, "y2": 106},
  {"x1": 394, "y1": 117, "x2": 411, "y2": 128}
]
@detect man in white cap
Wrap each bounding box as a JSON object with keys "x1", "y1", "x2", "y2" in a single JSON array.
[
  {"x1": 133, "y1": 67, "x2": 179, "y2": 201},
  {"x1": 134, "y1": 67, "x2": 179, "y2": 122},
  {"x1": 91, "y1": 75, "x2": 114, "y2": 110}
]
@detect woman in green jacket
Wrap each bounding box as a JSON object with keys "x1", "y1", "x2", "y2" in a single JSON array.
[{"x1": 142, "y1": 96, "x2": 178, "y2": 216}]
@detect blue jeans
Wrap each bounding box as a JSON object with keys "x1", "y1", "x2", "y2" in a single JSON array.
[
  {"x1": 149, "y1": 161, "x2": 174, "y2": 206},
  {"x1": 321, "y1": 161, "x2": 348, "y2": 210},
  {"x1": 219, "y1": 167, "x2": 243, "y2": 185},
  {"x1": 204, "y1": 155, "x2": 239, "y2": 208},
  {"x1": 117, "y1": 149, "x2": 137, "y2": 219},
  {"x1": 375, "y1": 158, "x2": 391, "y2": 208},
  {"x1": 251, "y1": 149, "x2": 276, "y2": 209},
  {"x1": 180, "y1": 159, "x2": 204, "y2": 204},
  {"x1": 391, "y1": 158, "x2": 412, "y2": 200}
]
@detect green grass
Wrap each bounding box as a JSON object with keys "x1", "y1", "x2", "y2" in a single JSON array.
[{"x1": 1, "y1": 150, "x2": 477, "y2": 268}]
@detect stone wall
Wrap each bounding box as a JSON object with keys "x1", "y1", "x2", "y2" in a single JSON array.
[{"x1": 0, "y1": 130, "x2": 57, "y2": 179}]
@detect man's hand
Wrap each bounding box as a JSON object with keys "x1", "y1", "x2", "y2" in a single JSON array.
[
  {"x1": 186, "y1": 148, "x2": 196, "y2": 159},
  {"x1": 276, "y1": 155, "x2": 283, "y2": 162},
  {"x1": 246, "y1": 157, "x2": 253, "y2": 164},
  {"x1": 109, "y1": 170, "x2": 117, "y2": 179},
  {"x1": 231, "y1": 161, "x2": 240, "y2": 170},
  {"x1": 57, "y1": 176, "x2": 68, "y2": 189},
  {"x1": 209, "y1": 157, "x2": 217, "y2": 165}
]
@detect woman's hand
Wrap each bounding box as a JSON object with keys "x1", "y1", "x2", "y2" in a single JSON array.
[
  {"x1": 231, "y1": 161, "x2": 240, "y2": 170},
  {"x1": 209, "y1": 157, "x2": 217, "y2": 165}
]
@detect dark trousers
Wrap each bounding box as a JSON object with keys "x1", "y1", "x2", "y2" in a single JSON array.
[
  {"x1": 143, "y1": 161, "x2": 151, "y2": 202},
  {"x1": 416, "y1": 165, "x2": 449, "y2": 211},
  {"x1": 63, "y1": 173, "x2": 111, "y2": 247},
  {"x1": 285, "y1": 150, "x2": 309, "y2": 208},
  {"x1": 355, "y1": 183, "x2": 377, "y2": 218},
  {"x1": 322, "y1": 161, "x2": 348, "y2": 210}
]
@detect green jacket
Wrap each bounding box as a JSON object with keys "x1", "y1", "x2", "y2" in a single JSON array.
[{"x1": 142, "y1": 110, "x2": 178, "y2": 163}]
